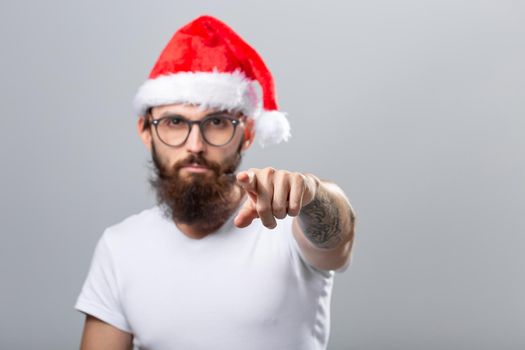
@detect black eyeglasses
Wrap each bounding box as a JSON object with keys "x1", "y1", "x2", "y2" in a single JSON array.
[{"x1": 148, "y1": 111, "x2": 244, "y2": 147}]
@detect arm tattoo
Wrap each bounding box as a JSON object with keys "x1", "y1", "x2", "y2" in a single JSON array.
[{"x1": 298, "y1": 189, "x2": 343, "y2": 249}]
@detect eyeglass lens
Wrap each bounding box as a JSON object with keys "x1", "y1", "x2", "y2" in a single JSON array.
[{"x1": 156, "y1": 115, "x2": 237, "y2": 146}]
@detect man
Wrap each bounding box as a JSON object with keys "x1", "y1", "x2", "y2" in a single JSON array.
[{"x1": 75, "y1": 15, "x2": 356, "y2": 350}]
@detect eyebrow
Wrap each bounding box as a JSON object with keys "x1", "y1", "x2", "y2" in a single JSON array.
[{"x1": 157, "y1": 109, "x2": 236, "y2": 119}]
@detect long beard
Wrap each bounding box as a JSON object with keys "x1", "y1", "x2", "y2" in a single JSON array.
[{"x1": 149, "y1": 142, "x2": 243, "y2": 233}]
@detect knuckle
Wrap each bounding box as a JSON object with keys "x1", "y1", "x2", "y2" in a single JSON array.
[
  {"x1": 276, "y1": 170, "x2": 290, "y2": 183},
  {"x1": 288, "y1": 204, "x2": 300, "y2": 216},
  {"x1": 264, "y1": 167, "x2": 276, "y2": 178},
  {"x1": 273, "y1": 206, "x2": 287, "y2": 219},
  {"x1": 294, "y1": 173, "x2": 305, "y2": 186}
]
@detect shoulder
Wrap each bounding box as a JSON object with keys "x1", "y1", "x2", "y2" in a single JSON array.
[
  {"x1": 102, "y1": 205, "x2": 168, "y2": 250},
  {"x1": 107, "y1": 205, "x2": 163, "y2": 233}
]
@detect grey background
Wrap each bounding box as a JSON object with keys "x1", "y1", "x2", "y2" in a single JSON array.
[{"x1": 0, "y1": 0, "x2": 523, "y2": 349}]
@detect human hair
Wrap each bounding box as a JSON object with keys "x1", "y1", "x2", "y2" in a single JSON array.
[{"x1": 140, "y1": 107, "x2": 152, "y2": 132}]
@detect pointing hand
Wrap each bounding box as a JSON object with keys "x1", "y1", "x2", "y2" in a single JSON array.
[{"x1": 234, "y1": 167, "x2": 318, "y2": 229}]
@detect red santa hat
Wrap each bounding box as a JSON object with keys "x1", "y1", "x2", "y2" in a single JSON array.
[{"x1": 133, "y1": 15, "x2": 291, "y2": 147}]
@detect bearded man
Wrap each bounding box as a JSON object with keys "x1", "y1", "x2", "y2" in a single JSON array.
[{"x1": 75, "y1": 15, "x2": 356, "y2": 350}]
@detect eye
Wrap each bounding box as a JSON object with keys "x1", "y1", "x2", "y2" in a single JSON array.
[
  {"x1": 168, "y1": 117, "x2": 183, "y2": 125},
  {"x1": 158, "y1": 116, "x2": 186, "y2": 129},
  {"x1": 206, "y1": 117, "x2": 230, "y2": 128}
]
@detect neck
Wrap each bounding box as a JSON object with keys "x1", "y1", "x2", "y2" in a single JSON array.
[{"x1": 175, "y1": 185, "x2": 246, "y2": 239}]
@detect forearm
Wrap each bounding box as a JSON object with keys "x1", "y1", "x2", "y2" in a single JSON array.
[{"x1": 298, "y1": 175, "x2": 355, "y2": 250}]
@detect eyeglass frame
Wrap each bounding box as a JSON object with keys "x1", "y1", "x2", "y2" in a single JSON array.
[{"x1": 145, "y1": 109, "x2": 247, "y2": 147}]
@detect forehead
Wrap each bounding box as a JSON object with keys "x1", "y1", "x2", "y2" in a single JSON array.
[{"x1": 151, "y1": 103, "x2": 236, "y2": 119}]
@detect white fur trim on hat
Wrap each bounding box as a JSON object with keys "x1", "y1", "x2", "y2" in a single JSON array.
[
  {"x1": 133, "y1": 69, "x2": 260, "y2": 117},
  {"x1": 133, "y1": 69, "x2": 291, "y2": 147}
]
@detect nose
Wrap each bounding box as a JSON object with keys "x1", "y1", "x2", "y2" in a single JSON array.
[{"x1": 185, "y1": 124, "x2": 206, "y2": 153}]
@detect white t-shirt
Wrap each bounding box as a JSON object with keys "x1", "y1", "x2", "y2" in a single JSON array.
[{"x1": 75, "y1": 205, "x2": 348, "y2": 350}]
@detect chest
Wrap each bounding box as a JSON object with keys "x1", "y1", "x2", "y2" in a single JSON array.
[{"x1": 121, "y1": 231, "x2": 310, "y2": 349}]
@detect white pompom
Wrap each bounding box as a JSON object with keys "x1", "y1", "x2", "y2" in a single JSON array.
[{"x1": 254, "y1": 110, "x2": 291, "y2": 147}]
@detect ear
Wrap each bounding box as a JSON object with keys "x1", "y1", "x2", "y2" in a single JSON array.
[
  {"x1": 241, "y1": 117, "x2": 256, "y2": 151},
  {"x1": 137, "y1": 116, "x2": 152, "y2": 151}
]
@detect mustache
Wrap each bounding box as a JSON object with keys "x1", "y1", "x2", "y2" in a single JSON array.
[
  {"x1": 173, "y1": 154, "x2": 222, "y2": 177},
  {"x1": 175, "y1": 154, "x2": 211, "y2": 168},
  {"x1": 150, "y1": 141, "x2": 242, "y2": 182}
]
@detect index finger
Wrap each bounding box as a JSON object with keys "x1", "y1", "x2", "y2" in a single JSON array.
[
  {"x1": 237, "y1": 170, "x2": 256, "y2": 190},
  {"x1": 236, "y1": 170, "x2": 257, "y2": 201}
]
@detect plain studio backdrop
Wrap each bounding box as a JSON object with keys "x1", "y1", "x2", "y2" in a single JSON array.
[{"x1": 0, "y1": 1, "x2": 523, "y2": 349}]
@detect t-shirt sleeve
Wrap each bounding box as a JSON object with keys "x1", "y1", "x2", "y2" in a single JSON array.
[
  {"x1": 74, "y1": 229, "x2": 132, "y2": 333},
  {"x1": 282, "y1": 217, "x2": 329, "y2": 279}
]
